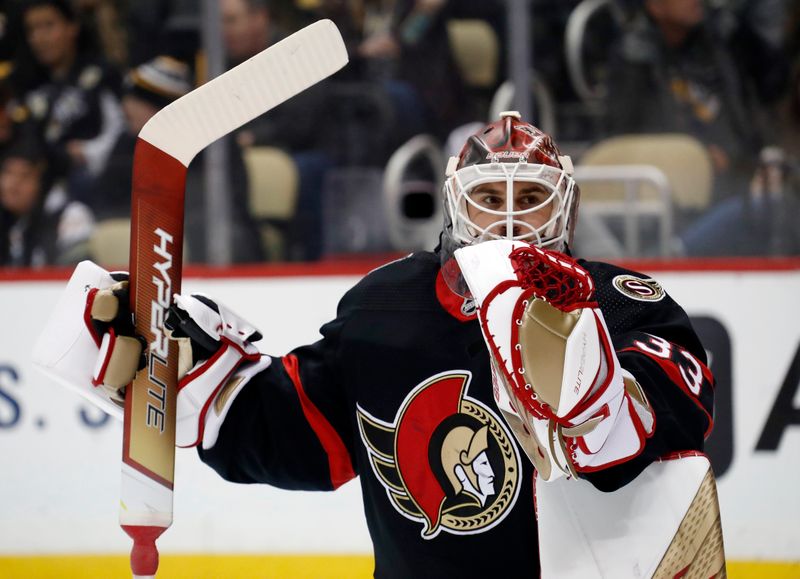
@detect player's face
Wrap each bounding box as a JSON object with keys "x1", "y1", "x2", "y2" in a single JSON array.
[{"x1": 466, "y1": 180, "x2": 554, "y2": 239}]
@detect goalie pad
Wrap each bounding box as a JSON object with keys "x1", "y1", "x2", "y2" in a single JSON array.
[
  {"x1": 165, "y1": 294, "x2": 268, "y2": 449},
  {"x1": 454, "y1": 240, "x2": 654, "y2": 481},
  {"x1": 535, "y1": 453, "x2": 727, "y2": 578}
]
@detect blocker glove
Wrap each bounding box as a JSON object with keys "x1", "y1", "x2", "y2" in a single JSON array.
[
  {"x1": 83, "y1": 268, "x2": 269, "y2": 449},
  {"x1": 454, "y1": 240, "x2": 655, "y2": 482}
]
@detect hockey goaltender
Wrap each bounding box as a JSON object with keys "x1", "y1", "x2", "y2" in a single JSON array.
[{"x1": 52, "y1": 112, "x2": 726, "y2": 578}]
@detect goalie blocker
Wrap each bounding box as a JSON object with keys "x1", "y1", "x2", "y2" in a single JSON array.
[{"x1": 34, "y1": 260, "x2": 270, "y2": 449}]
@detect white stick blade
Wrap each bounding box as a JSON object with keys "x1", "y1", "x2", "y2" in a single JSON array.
[{"x1": 139, "y1": 19, "x2": 348, "y2": 166}]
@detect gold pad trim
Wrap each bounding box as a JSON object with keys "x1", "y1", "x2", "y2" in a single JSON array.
[{"x1": 653, "y1": 468, "x2": 727, "y2": 578}]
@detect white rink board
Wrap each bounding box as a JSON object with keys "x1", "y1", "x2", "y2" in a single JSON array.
[{"x1": 0, "y1": 268, "x2": 798, "y2": 560}]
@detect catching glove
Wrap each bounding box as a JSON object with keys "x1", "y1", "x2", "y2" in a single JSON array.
[{"x1": 455, "y1": 240, "x2": 654, "y2": 481}]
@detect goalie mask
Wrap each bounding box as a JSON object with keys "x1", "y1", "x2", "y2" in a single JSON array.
[{"x1": 440, "y1": 112, "x2": 580, "y2": 296}]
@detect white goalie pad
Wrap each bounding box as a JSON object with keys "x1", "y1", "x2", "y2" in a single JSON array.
[
  {"x1": 31, "y1": 260, "x2": 124, "y2": 419},
  {"x1": 536, "y1": 454, "x2": 726, "y2": 578}
]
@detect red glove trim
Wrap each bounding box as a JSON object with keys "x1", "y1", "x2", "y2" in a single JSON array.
[
  {"x1": 84, "y1": 287, "x2": 103, "y2": 347},
  {"x1": 91, "y1": 328, "x2": 116, "y2": 386},
  {"x1": 567, "y1": 396, "x2": 649, "y2": 473}
]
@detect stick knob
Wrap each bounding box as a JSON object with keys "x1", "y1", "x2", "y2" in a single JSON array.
[{"x1": 122, "y1": 524, "x2": 166, "y2": 578}]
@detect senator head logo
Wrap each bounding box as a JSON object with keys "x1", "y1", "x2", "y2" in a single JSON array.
[{"x1": 357, "y1": 371, "x2": 521, "y2": 539}]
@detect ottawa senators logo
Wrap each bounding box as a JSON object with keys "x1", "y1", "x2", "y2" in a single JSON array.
[
  {"x1": 357, "y1": 371, "x2": 521, "y2": 539},
  {"x1": 612, "y1": 274, "x2": 665, "y2": 302}
]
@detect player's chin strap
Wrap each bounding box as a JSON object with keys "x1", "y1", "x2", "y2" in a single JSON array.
[{"x1": 455, "y1": 240, "x2": 655, "y2": 482}]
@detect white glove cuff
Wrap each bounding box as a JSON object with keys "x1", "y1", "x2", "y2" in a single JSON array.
[
  {"x1": 176, "y1": 338, "x2": 263, "y2": 448},
  {"x1": 567, "y1": 370, "x2": 655, "y2": 473}
]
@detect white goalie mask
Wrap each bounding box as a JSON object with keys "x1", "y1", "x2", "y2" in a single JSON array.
[{"x1": 440, "y1": 112, "x2": 580, "y2": 296}]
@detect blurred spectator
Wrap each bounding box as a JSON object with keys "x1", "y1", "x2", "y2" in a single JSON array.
[
  {"x1": 680, "y1": 145, "x2": 800, "y2": 256},
  {"x1": 308, "y1": 0, "x2": 470, "y2": 144},
  {"x1": 606, "y1": 0, "x2": 763, "y2": 205},
  {"x1": 125, "y1": 0, "x2": 170, "y2": 66},
  {"x1": 0, "y1": 77, "x2": 17, "y2": 156},
  {"x1": 723, "y1": 0, "x2": 790, "y2": 107},
  {"x1": 357, "y1": 0, "x2": 468, "y2": 141},
  {"x1": 0, "y1": 135, "x2": 93, "y2": 267},
  {"x1": 222, "y1": 0, "x2": 330, "y2": 152},
  {"x1": 678, "y1": 0, "x2": 800, "y2": 258},
  {"x1": 73, "y1": 0, "x2": 128, "y2": 67},
  {"x1": 222, "y1": 0, "x2": 334, "y2": 261},
  {"x1": 89, "y1": 55, "x2": 192, "y2": 219},
  {"x1": 222, "y1": 0, "x2": 272, "y2": 67},
  {"x1": 777, "y1": 1, "x2": 800, "y2": 159},
  {"x1": 14, "y1": 0, "x2": 124, "y2": 205},
  {"x1": 124, "y1": 0, "x2": 201, "y2": 67},
  {"x1": 89, "y1": 55, "x2": 263, "y2": 264},
  {"x1": 523, "y1": 0, "x2": 598, "y2": 140}
]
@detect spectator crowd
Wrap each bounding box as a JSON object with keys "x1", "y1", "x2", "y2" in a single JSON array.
[{"x1": 0, "y1": 0, "x2": 798, "y2": 268}]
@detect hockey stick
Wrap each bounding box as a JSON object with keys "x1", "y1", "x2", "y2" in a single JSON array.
[{"x1": 122, "y1": 20, "x2": 348, "y2": 578}]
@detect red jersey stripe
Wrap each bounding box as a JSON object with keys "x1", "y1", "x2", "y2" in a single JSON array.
[{"x1": 282, "y1": 354, "x2": 356, "y2": 489}]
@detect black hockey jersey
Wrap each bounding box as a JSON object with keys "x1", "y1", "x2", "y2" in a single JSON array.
[{"x1": 199, "y1": 251, "x2": 715, "y2": 578}]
